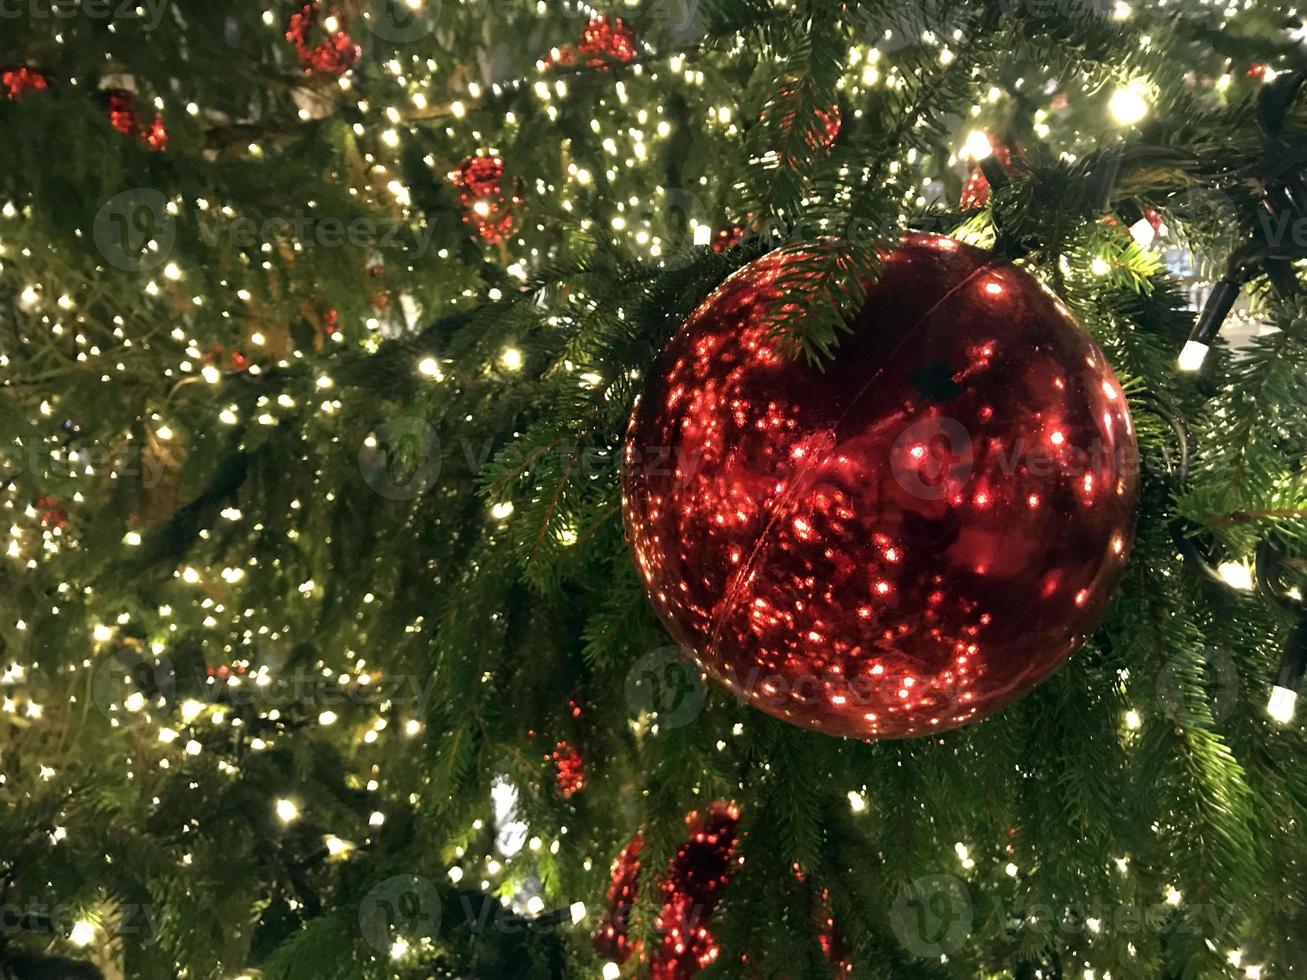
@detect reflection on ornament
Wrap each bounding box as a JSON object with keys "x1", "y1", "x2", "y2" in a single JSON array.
[{"x1": 622, "y1": 234, "x2": 1139, "y2": 739}]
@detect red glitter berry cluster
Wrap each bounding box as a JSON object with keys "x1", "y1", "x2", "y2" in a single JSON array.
[
  {"x1": 286, "y1": 4, "x2": 360, "y2": 76},
  {"x1": 959, "y1": 136, "x2": 1019, "y2": 210},
  {"x1": 36, "y1": 495, "x2": 69, "y2": 530},
  {"x1": 595, "y1": 802, "x2": 741, "y2": 979},
  {"x1": 104, "y1": 89, "x2": 168, "y2": 152},
  {"x1": 2, "y1": 67, "x2": 50, "y2": 100},
  {"x1": 451, "y1": 155, "x2": 524, "y2": 244},
  {"x1": 578, "y1": 16, "x2": 639, "y2": 65},
  {"x1": 712, "y1": 224, "x2": 747, "y2": 253},
  {"x1": 550, "y1": 740, "x2": 586, "y2": 798}
]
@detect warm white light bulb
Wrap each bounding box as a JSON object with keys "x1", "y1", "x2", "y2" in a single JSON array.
[
  {"x1": 1128, "y1": 217, "x2": 1156, "y2": 248},
  {"x1": 276, "y1": 798, "x2": 299, "y2": 824},
  {"x1": 70, "y1": 920, "x2": 96, "y2": 947},
  {"x1": 1268, "y1": 685, "x2": 1297, "y2": 724},
  {"x1": 1177, "y1": 340, "x2": 1209, "y2": 373},
  {"x1": 961, "y1": 129, "x2": 993, "y2": 161},
  {"x1": 1109, "y1": 84, "x2": 1149, "y2": 125},
  {"x1": 1217, "y1": 561, "x2": 1254, "y2": 591}
]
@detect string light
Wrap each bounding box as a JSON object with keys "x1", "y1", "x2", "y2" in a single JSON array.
[{"x1": 1108, "y1": 83, "x2": 1150, "y2": 125}]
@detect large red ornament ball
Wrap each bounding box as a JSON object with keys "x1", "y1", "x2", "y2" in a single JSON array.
[{"x1": 621, "y1": 234, "x2": 1139, "y2": 739}]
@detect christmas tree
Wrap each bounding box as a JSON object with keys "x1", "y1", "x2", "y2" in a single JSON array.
[{"x1": 2, "y1": 0, "x2": 1307, "y2": 977}]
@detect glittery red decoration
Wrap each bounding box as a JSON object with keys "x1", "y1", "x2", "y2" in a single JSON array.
[
  {"x1": 286, "y1": 3, "x2": 360, "y2": 76},
  {"x1": 206, "y1": 662, "x2": 248, "y2": 679},
  {"x1": 595, "y1": 835, "x2": 643, "y2": 964},
  {"x1": 595, "y1": 802, "x2": 740, "y2": 978},
  {"x1": 103, "y1": 89, "x2": 167, "y2": 152},
  {"x1": 2, "y1": 67, "x2": 50, "y2": 100},
  {"x1": 762, "y1": 87, "x2": 841, "y2": 159},
  {"x1": 815, "y1": 886, "x2": 853, "y2": 974},
  {"x1": 811, "y1": 103, "x2": 841, "y2": 150},
  {"x1": 543, "y1": 45, "x2": 576, "y2": 69},
  {"x1": 551, "y1": 739, "x2": 586, "y2": 798},
  {"x1": 712, "y1": 224, "x2": 747, "y2": 253},
  {"x1": 622, "y1": 234, "x2": 1139, "y2": 740},
  {"x1": 36, "y1": 495, "x2": 68, "y2": 530},
  {"x1": 451, "y1": 154, "x2": 523, "y2": 244},
  {"x1": 458, "y1": 156, "x2": 506, "y2": 198},
  {"x1": 959, "y1": 139, "x2": 1016, "y2": 210},
  {"x1": 958, "y1": 168, "x2": 989, "y2": 211},
  {"x1": 578, "y1": 16, "x2": 638, "y2": 65},
  {"x1": 793, "y1": 864, "x2": 855, "y2": 974},
  {"x1": 105, "y1": 89, "x2": 138, "y2": 136}
]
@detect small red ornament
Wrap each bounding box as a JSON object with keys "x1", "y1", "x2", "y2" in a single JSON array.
[
  {"x1": 815, "y1": 886, "x2": 853, "y2": 974},
  {"x1": 286, "y1": 3, "x2": 360, "y2": 76},
  {"x1": 550, "y1": 739, "x2": 586, "y2": 798},
  {"x1": 959, "y1": 139, "x2": 1015, "y2": 210},
  {"x1": 451, "y1": 154, "x2": 523, "y2": 244},
  {"x1": 622, "y1": 234, "x2": 1139, "y2": 739},
  {"x1": 764, "y1": 88, "x2": 841, "y2": 157},
  {"x1": 793, "y1": 864, "x2": 854, "y2": 974},
  {"x1": 712, "y1": 224, "x2": 747, "y2": 253},
  {"x1": 457, "y1": 155, "x2": 506, "y2": 198},
  {"x1": 543, "y1": 45, "x2": 576, "y2": 69},
  {"x1": 811, "y1": 103, "x2": 841, "y2": 150},
  {"x1": 595, "y1": 802, "x2": 740, "y2": 978},
  {"x1": 36, "y1": 495, "x2": 68, "y2": 529},
  {"x1": 2, "y1": 67, "x2": 50, "y2": 100},
  {"x1": 595, "y1": 835, "x2": 643, "y2": 964},
  {"x1": 103, "y1": 89, "x2": 167, "y2": 151},
  {"x1": 578, "y1": 16, "x2": 638, "y2": 65}
]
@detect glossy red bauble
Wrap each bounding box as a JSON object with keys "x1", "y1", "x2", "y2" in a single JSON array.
[{"x1": 622, "y1": 234, "x2": 1139, "y2": 739}]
